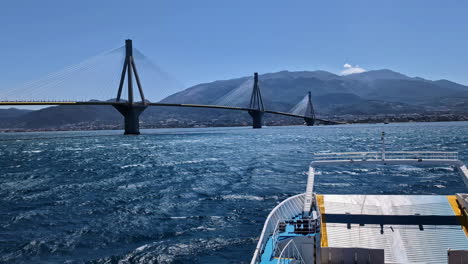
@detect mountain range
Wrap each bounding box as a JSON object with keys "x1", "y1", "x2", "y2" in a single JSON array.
[
  {"x1": 1, "y1": 69, "x2": 468, "y2": 130},
  {"x1": 163, "y1": 69, "x2": 468, "y2": 112}
]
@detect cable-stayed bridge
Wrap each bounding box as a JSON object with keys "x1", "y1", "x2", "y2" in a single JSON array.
[{"x1": 0, "y1": 39, "x2": 338, "y2": 134}]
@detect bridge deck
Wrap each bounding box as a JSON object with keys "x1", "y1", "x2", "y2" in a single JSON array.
[{"x1": 0, "y1": 101, "x2": 336, "y2": 123}]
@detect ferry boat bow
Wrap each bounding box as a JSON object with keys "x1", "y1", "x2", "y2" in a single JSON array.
[{"x1": 251, "y1": 151, "x2": 468, "y2": 264}]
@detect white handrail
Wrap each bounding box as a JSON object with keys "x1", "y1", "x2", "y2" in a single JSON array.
[
  {"x1": 308, "y1": 151, "x2": 468, "y2": 193},
  {"x1": 277, "y1": 239, "x2": 305, "y2": 264},
  {"x1": 251, "y1": 193, "x2": 322, "y2": 264},
  {"x1": 313, "y1": 151, "x2": 458, "y2": 161},
  {"x1": 271, "y1": 216, "x2": 319, "y2": 258},
  {"x1": 251, "y1": 194, "x2": 305, "y2": 264},
  {"x1": 271, "y1": 219, "x2": 282, "y2": 254}
]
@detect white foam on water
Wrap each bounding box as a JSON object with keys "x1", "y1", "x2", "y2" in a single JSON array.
[
  {"x1": 120, "y1": 164, "x2": 145, "y2": 169},
  {"x1": 221, "y1": 194, "x2": 264, "y2": 201},
  {"x1": 22, "y1": 150, "x2": 43, "y2": 153},
  {"x1": 162, "y1": 158, "x2": 219, "y2": 166},
  {"x1": 135, "y1": 244, "x2": 149, "y2": 251},
  {"x1": 397, "y1": 165, "x2": 424, "y2": 172},
  {"x1": 64, "y1": 148, "x2": 83, "y2": 151},
  {"x1": 338, "y1": 170, "x2": 358, "y2": 175},
  {"x1": 319, "y1": 183, "x2": 352, "y2": 187},
  {"x1": 192, "y1": 226, "x2": 216, "y2": 231}
]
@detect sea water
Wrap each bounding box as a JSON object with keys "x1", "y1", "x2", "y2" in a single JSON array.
[{"x1": 1, "y1": 122, "x2": 467, "y2": 263}]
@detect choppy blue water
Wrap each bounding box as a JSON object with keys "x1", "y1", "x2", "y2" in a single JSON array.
[{"x1": 1, "y1": 122, "x2": 467, "y2": 263}]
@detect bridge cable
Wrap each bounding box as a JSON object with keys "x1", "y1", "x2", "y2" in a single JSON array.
[{"x1": 0, "y1": 46, "x2": 125, "y2": 102}]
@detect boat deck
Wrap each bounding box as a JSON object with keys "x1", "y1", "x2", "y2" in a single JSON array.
[
  {"x1": 259, "y1": 215, "x2": 319, "y2": 264},
  {"x1": 251, "y1": 152, "x2": 468, "y2": 264},
  {"x1": 318, "y1": 194, "x2": 468, "y2": 263}
]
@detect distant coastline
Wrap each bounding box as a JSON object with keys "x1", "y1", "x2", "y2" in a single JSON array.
[{"x1": 1, "y1": 114, "x2": 466, "y2": 133}]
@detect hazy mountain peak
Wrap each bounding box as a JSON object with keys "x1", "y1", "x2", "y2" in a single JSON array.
[
  {"x1": 434, "y1": 79, "x2": 468, "y2": 91},
  {"x1": 260, "y1": 70, "x2": 339, "y2": 80},
  {"x1": 344, "y1": 69, "x2": 410, "y2": 81}
]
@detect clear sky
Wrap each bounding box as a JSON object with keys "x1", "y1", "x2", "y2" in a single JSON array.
[{"x1": 1, "y1": 0, "x2": 468, "y2": 92}]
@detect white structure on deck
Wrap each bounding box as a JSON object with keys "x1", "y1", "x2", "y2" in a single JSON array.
[{"x1": 303, "y1": 151, "x2": 468, "y2": 213}]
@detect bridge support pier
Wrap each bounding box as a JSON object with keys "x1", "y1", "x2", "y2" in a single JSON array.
[
  {"x1": 248, "y1": 72, "x2": 265, "y2": 129},
  {"x1": 113, "y1": 105, "x2": 147, "y2": 135},
  {"x1": 304, "y1": 117, "x2": 315, "y2": 126},
  {"x1": 304, "y1": 91, "x2": 316, "y2": 126},
  {"x1": 249, "y1": 110, "x2": 264, "y2": 129}
]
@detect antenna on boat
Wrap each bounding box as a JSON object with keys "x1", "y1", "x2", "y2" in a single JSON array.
[{"x1": 381, "y1": 131, "x2": 386, "y2": 161}]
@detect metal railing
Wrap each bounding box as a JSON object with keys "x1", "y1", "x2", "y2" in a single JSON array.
[
  {"x1": 276, "y1": 240, "x2": 306, "y2": 264},
  {"x1": 271, "y1": 217, "x2": 320, "y2": 258},
  {"x1": 251, "y1": 194, "x2": 306, "y2": 264},
  {"x1": 271, "y1": 220, "x2": 283, "y2": 255},
  {"x1": 313, "y1": 151, "x2": 458, "y2": 162},
  {"x1": 251, "y1": 193, "x2": 322, "y2": 264}
]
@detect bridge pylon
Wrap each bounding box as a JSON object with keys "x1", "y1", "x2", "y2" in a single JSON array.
[
  {"x1": 113, "y1": 39, "x2": 147, "y2": 135},
  {"x1": 304, "y1": 91, "x2": 316, "y2": 126},
  {"x1": 248, "y1": 72, "x2": 265, "y2": 128}
]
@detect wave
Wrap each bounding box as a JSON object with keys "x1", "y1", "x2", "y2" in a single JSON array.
[
  {"x1": 221, "y1": 194, "x2": 264, "y2": 201},
  {"x1": 120, "y1": 164, "x2": 146, "y2": 169},
  {"x1": 21, "y1": 150, "x2": 43, "y2": 153}
]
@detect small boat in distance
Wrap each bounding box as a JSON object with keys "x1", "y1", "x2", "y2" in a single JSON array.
[{"x1": 251, "y1": 150, "x2": 468, "y2": 264}]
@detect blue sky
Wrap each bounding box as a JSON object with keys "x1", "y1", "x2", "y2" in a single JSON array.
[{"x1": 1, "y1": 0, "x2": 468, "y2": 92}]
